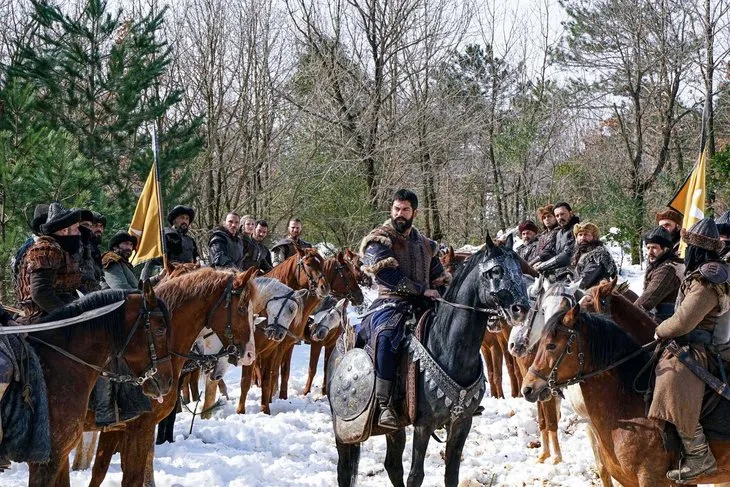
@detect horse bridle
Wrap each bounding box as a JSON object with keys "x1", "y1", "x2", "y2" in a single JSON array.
[
  {"x1": 528, "y1": 320, "x2": 657, "y2": 396},
  {"x1": 29, "y1": 295, "x2": 171, "y2": 386},
  {"x1": 296, "y1": 256, "x2": 322, "y2": 293},
  {"x1": 329, "y1": 260, "x2": 359, "y2": 301},
  {"x1": 261, "y1": 289, "x2": 302, "y2": 341},
  {"x1": 205, "y1": 276, "x2": 247, "y2": 363}
]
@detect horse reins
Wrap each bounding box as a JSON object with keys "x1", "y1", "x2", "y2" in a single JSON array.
[
  {"x1": 329, "y1": 260, "x2": 359, "y2": 302},
  {"x1": 28, "y1": 297, "x2": 171, "y2": 386},
  {"x1": 260, "y1": 290, "x2": 303, "y2": 342},
  {"x1": 528, "y1": 322, "x2": 658, "y2": 395},
  {"x1": 203, "y1": 275, "x2": 246, "y2": 363},
  {"x1": 296, "y1": 256, "x2": 322, "y2": 293}
]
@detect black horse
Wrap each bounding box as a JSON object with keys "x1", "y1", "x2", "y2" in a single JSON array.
[{"x1": 328, "y1": 235, "x2": 529, "y2": 487}]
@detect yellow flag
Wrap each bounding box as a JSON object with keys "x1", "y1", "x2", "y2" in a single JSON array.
[
  {"x1": 129, "y1": 164, "x2": 163, "y2": 265},
  {"x1": 668, "y1": 148, "x2": 707, "y2": 257}
]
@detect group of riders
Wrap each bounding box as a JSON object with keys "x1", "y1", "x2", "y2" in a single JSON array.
[{"x1": 3, "y1": 189, "x2": 730, "y2": 483}]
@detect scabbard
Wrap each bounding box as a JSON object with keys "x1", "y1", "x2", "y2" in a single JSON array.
[{"x1": 665, "y1": 340, "x2": 730, "y2": 401}]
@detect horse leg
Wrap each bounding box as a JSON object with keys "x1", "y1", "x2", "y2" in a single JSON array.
[
  {"x1": 407, "y1": 424, "x2": 432, "y2": 487},
  {"x1": 260, "y1": 355, "x2": 274, "y2": 414},
  {"x1": 237, "y1": 364, "x2": 254, "y2": 414},
  {"x1": 89, "y1": 430, "x2": 122, "y2": 487},
  {"x1": 72, "y1": 431, "x2": 99, "y2": 471},
  {"x1": 546, "y1": 397, "x2": 562, "y2": 464},
  {"x1": 536, "y1": 402, "x2": 550, "y2": 463},
  {"x1": 384, "y1": 429, "x2": 406, "y2": 487},
  {"x1": 155, "y1": 405, "x2": 177, "y2": 445},
  {"x1": 303, "y1": 341, "x2": 323, "y2": 396},
  {"x1": 278, "y1": 345, "x2": 294, "y2": 400},
  {"x1": 218, "y1": 378, "x2": 228, "y2": 399},
  {"x1": 336, "y1": 440, "x2": 361, "y2": 487},
  {"x1": 119, "y1": 418, "x2": 156, "y2": 487},
  {"x1": 200, "y1": 377, "x2": 219, "y2": 420},
  {"x1": 180, "y1": 374, "x2": 191, "y2": 404},
  {"x1": 444, "y1": 418, "x2": 473, "y2": 487},
  {"x1": 190, "y1": 368, "x2": 201, "y2": 402},
  {"x1": 497, "y1": 329, "x2": 521, "y2": 397},
  {"x1": 480, "y1": 337, "x2": 495, "y2": 397},
  {"x1": 322, "y1": 344, "x2": 334, "y2": 396},
  {"x1": 142, "y1": 441, "x2": 155, "y2": 487}
]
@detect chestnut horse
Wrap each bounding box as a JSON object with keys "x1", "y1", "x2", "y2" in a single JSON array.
[
  {"x1": 24, "y1": 285, "x2": 173, "y2": 486},
  {"x1": 86, "y1": 267, "x2": 263, "y2": 487},
  {"x1": 297, "y1": 252, "x2": 365, "y2": 397},
  {"x1": 237, "y1": 247, "x2": 329, "y2": 414},
  {"x1": 522, "y1": 305, "x2": 730, "y2": 486}
]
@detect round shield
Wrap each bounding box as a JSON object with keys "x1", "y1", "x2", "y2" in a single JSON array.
[{"x1": 329, "y1": 348, "x2": 375, "y2": 421}]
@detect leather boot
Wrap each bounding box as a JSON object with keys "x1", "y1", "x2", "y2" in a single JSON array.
[
  {"x1": 666, "y1": 423, "x2": 717, "y2": 483},
  {"x1": 375, "y1": 378, "x2": 399, "y2": 430}
]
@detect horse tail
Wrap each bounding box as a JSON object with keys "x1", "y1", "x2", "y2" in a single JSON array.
[{"x1": 336, "y1": 441, "x2": 360, "y2": 487}]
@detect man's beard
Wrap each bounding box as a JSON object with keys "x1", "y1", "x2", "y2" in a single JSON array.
[
  {"x1": 117, "y1": 249, "x2": 133, "y2": 261},
  {"x1": 177, "y1": 224, "x2": 189, "y2": 234},
  {"x1": 54, "y1": 235, "x2": 81, "y2": 255},
  {"x1": 92, "y1": 232, "x2": 102, "y2": 245},
  {"x1": 79, "y1": 226, "x2": 92, "y2": 244},
  {"x1": 393, "y1": 217, "x2": 413, "y2": 233},
  {"x1": 545, "y1": 222, "x2": 557, "y2": 230},
  {"x1": 671, "y1": 229, "x2": 681, "y2": 244}
]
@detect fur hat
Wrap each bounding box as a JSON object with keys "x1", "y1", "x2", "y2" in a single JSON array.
[
  {"x1": 655, "y1": 208, "x2": 683, "y2": 226},
  {"x1": 536, "y1": 204, "x2": 554, "y2": 221},
  {"x1": 29, "y1": 203, "x2": 49, "y2": 235},
  {"x1": 167, "y1": 205, "x2": 195, "y2": 225},
  {"x1": 72, "y1": 208, "x2": 94, "y2": 224},
  {"x1": 40, "y1": 203, "x2": 85, "y2": 235},
  {"x1": 681, "y1": 218, "x2": 724, "y2": 253},
  {"x1": 92, "y1": 211, "x2": 107, "y2": 226},
  {"x1": 573, "y1": 222, "x2": 600, "y2": 239},
  {"x1": 108, "y1": 231, "x2": 138, "y2": 250},
  {"x1": 715, "y1": 211, "x2": 730, "y2": 237},
  {"x1": 518, "y1": 220, "x2": 539, "y2": 234},
  {"x1": 644, "y1": 226, "x2": 673, "y2": 248}
]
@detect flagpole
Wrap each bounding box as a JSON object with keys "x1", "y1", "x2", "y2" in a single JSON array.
[{"x1": 152, "y1": 122, "x2": 168, "y2": 269}]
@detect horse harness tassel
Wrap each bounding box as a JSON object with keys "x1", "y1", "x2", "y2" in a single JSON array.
[{"x1": 406, "y1": 334, "x2": 485, "y2": 421}]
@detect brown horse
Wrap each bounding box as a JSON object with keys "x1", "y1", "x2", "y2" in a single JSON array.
[
  {"x1": 25, "y1": 285, "x2": 173, "y2": 487},
  {"x1": 481, "y1": 324, "x2": 522, "y2": 398},
  {"x1": 237, "y1": 247, "x2": 329, "y2": 414},
  {"x1": 298, "y1": 252, "x2": 365, "y2": 397},
  {"x1": 86, "y1": 267, "x2": 261, "y2": 487},
  {"x1": 523, "y1": 304, "x2": 730, "y2": 486}
]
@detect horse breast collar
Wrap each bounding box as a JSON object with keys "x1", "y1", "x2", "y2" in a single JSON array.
[{"x1": 405, "y1": 334, "x2": 485, "y2": 421}]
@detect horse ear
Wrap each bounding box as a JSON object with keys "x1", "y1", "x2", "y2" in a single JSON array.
[
  {"x1": 142, "y1": 279, "x2": 156, "y2": 308},
  {"x1": 485, "y1": 232, "x2": 494, "y2": 249},
  {"x1": 236, "y1": 267, "x2": 258, "y2": 287},
  {"x1": 336, "y1": 297, "x2": 347, "y2": 309},
  {"x1": 293, "y1": 289, "x2": 309, "y2": 302},
  {"x1": 504, "y1": 232, "x2": 514, "y2": 250},
  {"x1": 336, "y1": 251, "x2": 345, "y2": 263},
  {"x1": 164, "y1": 259, "x2": 175, "y2": 276},
  {"x1": 563, "y1": 304, "x2": 580, "y2": 326}
]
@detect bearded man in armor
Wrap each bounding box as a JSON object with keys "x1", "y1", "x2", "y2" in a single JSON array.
[
  {"x1": 649, "y1": 218, "x2": 730, "y2": 482},
  {"x1": 209, "y1": 211, "x2": 247, "y2": 270},
  {"x1": 656, "y1": 207, "x2": 683, "y2": 255},
  {"x1": 635, "y1": 226, "x2": 685, "y2": 321},
  {"x1": 141, "y1": 205, "x2": 199, "y2": 280},
  {"x1": 15, "y1": 202, "x2": 86, "y2": 322},
  {"x1": 359, "y1": 189, "x2": 451, "y2": 429},
  {"x1": 271, "y1": 218, "x2": 312, "y2": 266}
]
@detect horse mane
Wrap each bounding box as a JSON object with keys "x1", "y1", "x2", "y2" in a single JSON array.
[
  {"x1": 587, "y1": 283, "x2": 657, "y2": 343},
  {"x1": 544, "y1": 308, "x2": 651, "y2": 392},
  {"x1": 155, "y1": 267, "x2": 236, "y2": 312},
  {"x1": 37, "y1": 289, "x2": 131, "y2": 349}
]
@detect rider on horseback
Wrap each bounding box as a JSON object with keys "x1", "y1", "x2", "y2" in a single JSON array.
[
  {"x1": 636, "y1": 226, "x2": 685, "y2": 321},
  {"x1": 359, "y1": 189, "x2": 451, "y2": 429},
  {"x1": 649, "y1": 218, "x2": 730, "y2": 483}
]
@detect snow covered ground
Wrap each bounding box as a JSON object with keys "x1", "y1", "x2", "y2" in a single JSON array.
[{"x1": 2, "y1": 261, "x2": 649, "y2": 487}]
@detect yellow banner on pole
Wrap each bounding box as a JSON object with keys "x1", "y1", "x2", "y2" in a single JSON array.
[
  {"x1": 129, "y1": 165, "x2": 163, "y2": 265},
  {"x1": 668, "y1": 149, "x2": 707, "y2": 257}
]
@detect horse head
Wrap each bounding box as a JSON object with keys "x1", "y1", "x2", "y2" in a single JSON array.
[
  {"x1": 295, "y1": 248, "x2": 330, "y2": 298},
  {"x1": 256, "y1": 278, "x2": 308, "y2": 342},
  {"x1": 440, "y1": 245, "x2": 456, "y2": 276},
  {"x1": 218, "y1": 267, "x2": 259, "y2": 366},
  {"x1": 327, "y1": 252, "x2": 364, "y2": 306},
  {"x1": 344, "y1": 248, "x2": 372, "y2": 288},
  {"x1": 310, "y1": 298, "x2": 348, "y2": 342},
  {"x1": 478, "y1": 232, "x2": 529, "y2": 326},
  {"x1": 125, "y1": 281, "x2": 174, "y2": 401}
]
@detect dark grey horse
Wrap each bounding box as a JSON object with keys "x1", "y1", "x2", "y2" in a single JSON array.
[{"x1": 328, "y1": 234, "x2": 529, "y2": 487}]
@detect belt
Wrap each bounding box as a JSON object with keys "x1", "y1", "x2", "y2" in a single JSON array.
[{"x1": 675, "y1": 329, "x2": 712, "y2": 346}]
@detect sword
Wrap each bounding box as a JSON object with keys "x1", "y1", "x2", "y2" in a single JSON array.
[
  {"x1": 0, "y1": 301, "x2": 126, "y2": 335},
  {"x1": 665, "y1": 340, "x2": 730, "y2": 401}
]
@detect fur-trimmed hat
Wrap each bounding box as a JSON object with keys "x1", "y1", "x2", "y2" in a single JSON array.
[
  {"x1": 644, "y1": 226, "x2": 673, "y2": 248},
  {"x1": 40, "y1": 203, "x2": 86, "y2": 235},
  {"x1": 29, "y1": 203, "x2": 49, "y2": 235},
  {"x1": 72, "y1": 208, "x2": 94, "y2": 224},
  {"x1": 573, "y1": 222, "x2": 600, "y2": 239},
  {"x1": 108, "y1": 231, "x2": 138, "y2": 250},
  {"x1": 92, "y1": 211, "x2": 107, "y2": 226},
  {"x1": 518, "y1": 220, "x2": 539, "y2": 234},
  {"x1": 536, "y1": 204, "x2": 554, "y2": 221},
  {"x1": 681, "y1": 218, "x2": 724, "y2": 253},
  {"x1": 655, "y1": 208, "x2": 683, "y2": 226},
  {"x1": 167, "y1": 205, "x2": 195, "y2": 225},
  {"x1": 715, "y1": 211, "x2": 730, "y2": 237}
]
